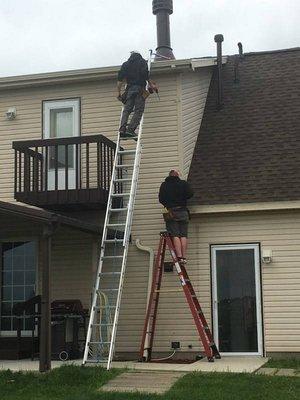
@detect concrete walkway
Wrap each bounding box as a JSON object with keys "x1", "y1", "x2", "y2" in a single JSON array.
[
  {"x1": 0, "y1": 356, "x2": 267, "y2": 373},
  {"x1": 101, "y1": 371, "x2": 186, "y2": 394},
  {"x1": 256, "y1": 367, "x2": 300, "y2": 377}
]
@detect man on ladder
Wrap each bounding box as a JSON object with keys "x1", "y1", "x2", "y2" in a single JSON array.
[
  {"x1": 139, "y1": 169, "x2": 220, "y2": 362},
  {"x1": 159, "y1": 169, "x2": 194, "y2": 265},
  {"x1": 117, "y1": 51, "x2": 152, "y2": 140}
]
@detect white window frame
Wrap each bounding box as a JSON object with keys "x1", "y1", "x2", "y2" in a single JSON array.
[{"x1": 211, "y1": 243, "x2": 263, "y2": 356}]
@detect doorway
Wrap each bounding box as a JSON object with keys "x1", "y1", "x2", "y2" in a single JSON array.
[
  {"x1": 211, "y1": 244, "x2": 263, "y2": 355},
  {"x1": 43, "y1": 99, "x2": 80, "y2": 190}
]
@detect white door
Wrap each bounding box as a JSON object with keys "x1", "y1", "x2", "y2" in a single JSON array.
[
  {"x1": 211, "y1": 244, "x2": 263, "y2": 356},
  {"x1": 43, "y1": 99, "x2": 80, "y2": 190}
]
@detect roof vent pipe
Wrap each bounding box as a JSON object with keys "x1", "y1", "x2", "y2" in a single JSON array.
[
  {"x1": 152, "y1": 0, "x2": 175, "y2": 60},
  {"x1": 214, "y1": 34, "x2": 224, "y2": 109},
  {"x1": 238, "y1": 42, "x2": 243, "y2": 57}
]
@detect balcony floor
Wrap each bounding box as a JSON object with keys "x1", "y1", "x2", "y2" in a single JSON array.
[{"x1": 15, "y1": 188, "x2": 109, "y2": 211}]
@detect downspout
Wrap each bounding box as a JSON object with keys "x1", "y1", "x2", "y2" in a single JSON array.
[{"x1": 135, "y1": 239, "x2": 155, "y2": 358}]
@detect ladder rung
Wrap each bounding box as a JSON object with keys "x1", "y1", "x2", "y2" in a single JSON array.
[
  {"x1": 109, "y1": 208, "x2": 127, "y2": 212},
  {"x1": 94, "y1": 305, "x2": 116, "y2": 310},
  {"x1": 107, "y1": 223, "x2": 125, "y2": 227},
  {"x1": 111, "y1": 193, "x2": 130, "y2": 197},
  {"x1": 116, "y1": 164, "x2": 133, "y2": 168},
  {"x1": 155, "y1": 289, "x2": 182, "y2": 293},
  {"x1": 114, "y1": 178, "x2": 132, "y2": 183},
  {"x1": 104, "y1": 239, "x2": 124, "y2": 243},
  {"x1": 89, "y1": 341, "x2": 111, "y2": 345},
  {"x1": 92, "y1": 323, "x2": 113, "y2": 326},
  {"x1": 99, "y1": 288, "x2": 119, "y2": 292},
  {"x1": 118, "y1": 149, "x2": 136, "y2": 155},
  {"x1": 99, "y1": 272, "x2": 121, "y2": 276},
  {"x1": 102, "y1": 255, "x2": 123, "y2": 259}
]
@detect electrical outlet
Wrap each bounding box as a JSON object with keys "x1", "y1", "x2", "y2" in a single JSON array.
[{"x1": 171, "y1": 341, "x2": 180, "y2": 350}]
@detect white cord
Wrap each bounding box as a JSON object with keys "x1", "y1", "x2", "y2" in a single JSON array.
[{"x1": 149, "y1": 350, "x2": 176, "y2": 362}]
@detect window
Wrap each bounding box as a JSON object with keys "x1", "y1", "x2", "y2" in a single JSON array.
[{"x1": 1, "y1": 241, "x2": 37, "y2": 333}]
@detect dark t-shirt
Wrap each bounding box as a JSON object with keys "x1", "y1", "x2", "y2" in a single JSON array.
[{"x1": 118, "y1": 58, "x2": 149, "y2": 88}]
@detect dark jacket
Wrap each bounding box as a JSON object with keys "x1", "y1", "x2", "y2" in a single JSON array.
[
  {"x1": 159, "y1": 176, "x2": 194, "y2": 209},
  {"x1": 117, "y1": 53, "x2": 149, "y2": 88}
]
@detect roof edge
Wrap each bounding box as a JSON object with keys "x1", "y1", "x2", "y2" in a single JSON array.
[
  {"x1": 0, "y1": 57, "x2": 218, "y2": 91},
  {"x1": 0, "y1": 201, "x2": 101, "y2": 234}
]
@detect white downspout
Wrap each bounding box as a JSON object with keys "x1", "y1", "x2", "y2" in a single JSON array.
[{"x1": 135, "y1": 238, "x2": 155, "y2": 358}]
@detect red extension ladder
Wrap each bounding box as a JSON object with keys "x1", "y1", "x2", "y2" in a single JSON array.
[{"x1": 139, "y1": 231, "x2": 221, "y2": 362}]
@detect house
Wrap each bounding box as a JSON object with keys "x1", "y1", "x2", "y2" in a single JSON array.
[{"x1": 0, "y1": 0, "x2": 299, "y2": 372}]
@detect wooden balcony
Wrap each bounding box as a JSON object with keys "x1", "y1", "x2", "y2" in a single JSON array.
[{"x1": 12, "y1": 135, "x2": 122, "y2": 210}]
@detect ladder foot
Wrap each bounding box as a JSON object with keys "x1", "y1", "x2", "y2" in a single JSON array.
[
  {"x1": 215, "y1": 354, "x2": 221, "y2": 359},
  {"x1": 208, "y1": 357, "x2": 214, "y2": 362},
  {"x1": 195, "y1": 354, "x2": 204, "y2": 361}
]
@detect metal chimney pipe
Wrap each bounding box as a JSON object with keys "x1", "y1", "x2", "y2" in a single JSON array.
[
  {"x1": 214, "y1": 34, "x2": 224, "y2": 109},
  {"x1": 238, "y1": 42, "x2": 243, "y2": 57},
  {"x1": 152, "y1": 0, "x2": 175, "y2": 60}
]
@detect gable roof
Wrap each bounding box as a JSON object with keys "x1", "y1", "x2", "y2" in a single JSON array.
[{"x1": 188, "y1": 47, "x2": 300, "y2": 205}]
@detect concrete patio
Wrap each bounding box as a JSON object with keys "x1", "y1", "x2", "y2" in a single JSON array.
[{"x1": 0, "y1": 356, "x2": 268, "y2": 374}]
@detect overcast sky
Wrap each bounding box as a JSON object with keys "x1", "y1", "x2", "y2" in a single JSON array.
[{"x1": 0, "y1": 0, "x2": 299, "y2": 77}]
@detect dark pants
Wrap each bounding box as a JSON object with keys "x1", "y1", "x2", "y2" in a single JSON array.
[{"x1": 120, "y1": 85, "x2": 146, "y2": 133}]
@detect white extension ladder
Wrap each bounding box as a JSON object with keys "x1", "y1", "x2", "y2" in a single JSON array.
[{"x1": 82, "y1": 52, "x2": 153, "y2": 370}]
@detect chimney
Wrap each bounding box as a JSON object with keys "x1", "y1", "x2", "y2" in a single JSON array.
[
  {"x1": 152, "y1": 0, "x2": 175, "y2": 60},
  {"x1": 214, "y1": 34, "x2": 224, "y2": 109}
]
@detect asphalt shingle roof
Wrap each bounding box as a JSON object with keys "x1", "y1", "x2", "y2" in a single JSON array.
[{"x1": 188, "y1": 48, "x2": 300, "y2": 205}]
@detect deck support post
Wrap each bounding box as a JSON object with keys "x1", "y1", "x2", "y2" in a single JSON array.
[{"x1": 39, "y1": 222, "x2": 57, "y2": 373}]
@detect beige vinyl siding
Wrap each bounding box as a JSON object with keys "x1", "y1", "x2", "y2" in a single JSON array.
[
  {"x1": 118, "y1": 210, "x2": 300, "y2": 354},
  {"x1": 0, "y1": 214, "x2": 96, "y2": 308},
  {"x1": 181, "y1": 68, "x2": 212, "y2": 178},
  {"x1": 152, "y1": 210, "x2": 300, "y2": 354},
  {"x1": 51, "y1": 228, "x2": 95, "y2": 308},
  {"x1": 116, "y1": 73, "x2": 182, "y2": 351}
]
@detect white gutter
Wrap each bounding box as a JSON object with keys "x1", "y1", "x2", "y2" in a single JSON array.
[
  {"x1": 0, "y1": 57, "x2": 221, "y2": 90},
  {"x1": 135, "y1": 238, "x2": 155, "y2": 359}
]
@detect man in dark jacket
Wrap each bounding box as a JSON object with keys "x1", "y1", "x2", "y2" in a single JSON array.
[
  {"x1": 117, "y1": 52, "x2": 149, "y2": 139},
  {"x1": 159, "y1": 170, "x2": 194, "y2": 264}
]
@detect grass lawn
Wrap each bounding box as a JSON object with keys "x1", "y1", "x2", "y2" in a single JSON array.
[
  {"x1": 265, "y1": 358, "x2": 300, "y2": 372},
  {"x1": 0, "y1": 365, "x2": 299, "y2": 400}
]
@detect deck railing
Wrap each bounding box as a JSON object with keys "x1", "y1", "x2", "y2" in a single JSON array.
[{"x1": 12, "y1": 134, "x2": 121, "y2": 208}]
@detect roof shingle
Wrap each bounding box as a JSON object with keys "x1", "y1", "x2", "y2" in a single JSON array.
[{"x1": 188, "y1": 48, "x2": 300, "y2": 205}]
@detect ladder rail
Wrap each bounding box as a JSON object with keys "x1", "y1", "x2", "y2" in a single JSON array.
[
  {"x1": 139, "y1": 232, "x2": 221, "y2": 362},
  {"x1": 83, "y1": 50, "x2": 154, "y2": 369},
  {"x1": 83, "y1": 125, "x2": 122, "y2": 365},
  {"x1": 123, "y1": 52, "x2": 153, "y2": 245},
  {"x1": 139, "y1": 235, "x2": 166, "y2": 360}
]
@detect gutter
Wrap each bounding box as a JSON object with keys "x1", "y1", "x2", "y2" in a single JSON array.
[
  {"x1": 0, "y1": 57, "x2": 225, "y2": 91},
  {"x1": 189, "y1": 200, "x2": 300, "y2": 215}
]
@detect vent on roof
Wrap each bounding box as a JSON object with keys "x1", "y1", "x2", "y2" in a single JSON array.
[
  {"x1": 214, "y1": 34, "x2": 224, "y2": 109},
  {"x1": 152, "y1": 0, "x2": 175, "y2": 60}
]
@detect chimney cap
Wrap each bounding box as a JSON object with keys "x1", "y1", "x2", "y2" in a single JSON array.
[
  {"x1": 214, "y1": 34, "x2": 224, "y2": 43},
  {"x1": 153, "y1": 0, "x2": 173, "y2": 15}
]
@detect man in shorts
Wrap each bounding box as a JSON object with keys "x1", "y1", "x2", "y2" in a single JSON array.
[{"x1": 158, "y1": 169, "x2": 194, "y2": 264}]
